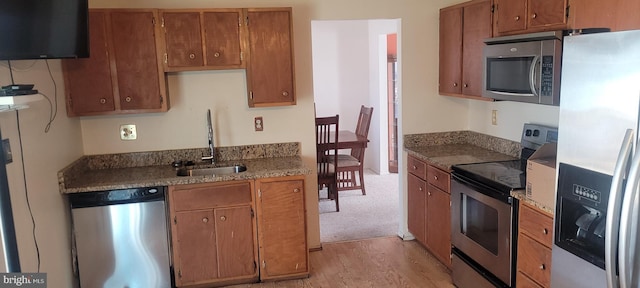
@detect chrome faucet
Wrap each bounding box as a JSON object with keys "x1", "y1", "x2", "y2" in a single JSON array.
[{"x1": 201, "y1": 109, "x2": 215, "y2": 164}]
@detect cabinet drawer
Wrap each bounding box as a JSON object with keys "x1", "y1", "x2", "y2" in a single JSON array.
[
  {"x1": 517, "y1": 234, "x2": 551, "y2": 288},
  {"x1": 516, "y1": 271, "x2": 543, "y2": 288},
  {"x1": 427, "y1": 165, "x2": 450, "y2": 193},
  {"x1": 519, "y1": 203, "x2": 553, "y2": 247},
  {"x1": 172, "y1": 182, "x2": 252, "y2": 211},
  {"x1": 407, "y1": 155, "x2": 427, "y2": 180}
]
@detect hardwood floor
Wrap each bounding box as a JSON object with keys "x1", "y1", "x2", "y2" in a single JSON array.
[{"x1": 226, "y1": 236, "x2": 454, "y2": 288}]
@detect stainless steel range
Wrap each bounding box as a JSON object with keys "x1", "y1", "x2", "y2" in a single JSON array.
[{"x1": 450, "y1": 124, "x2": 557, "y2": 288}]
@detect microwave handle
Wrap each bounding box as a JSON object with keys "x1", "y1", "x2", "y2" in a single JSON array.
[
  {"x1": 606, "y1": 129, "x2": 634, "y2": 288},
  {"x1": 529, "y1": 55, "x2": 540, "y2": 97},
  {"x1": 619, "y1": 135, "x2": 640, "y2": 288}
]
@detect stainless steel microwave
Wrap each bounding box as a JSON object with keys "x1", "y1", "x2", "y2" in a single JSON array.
[{"x1": 483, "y1": 31, "x2": 563, "y2": 105}]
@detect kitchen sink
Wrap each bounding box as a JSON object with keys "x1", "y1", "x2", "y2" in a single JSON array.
[{"x1": 176, "y1": 164, "x2": 247, "y2": 177}]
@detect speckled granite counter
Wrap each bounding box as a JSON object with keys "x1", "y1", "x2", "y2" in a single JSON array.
[
  {"x1": 58, "y1": 142, "x2": 311, "y2": 194},
  {"x1": 511, "y1": 190, "x2": 555, "y2": 215},
  {"x1": 404, "y1": 131, "x2": 520, "y2": 171}
]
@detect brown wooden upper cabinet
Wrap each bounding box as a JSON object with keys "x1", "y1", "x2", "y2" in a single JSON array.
[
  {"x1": 568, "y1": 0, "x2": 640, "y2": 32},
  {"x1": 439, "y1": 0, "x2": 493, "y2": 100},
  {"x1": 160, "y1": 9, "x2": 245, "y2": 71},
  {"x1": 246, "y1": 8, "x2": 296, "y2": 107},
  {"x1": 494, "y1": 0, "x2": 568, "y2": 36},
  {"x1": 62, "y1": 9, "x2": 168, "y2": 117}
]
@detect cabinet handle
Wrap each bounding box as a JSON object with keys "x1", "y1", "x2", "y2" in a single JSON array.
[
  {"x1": 515, "y1": 16, "x2": 521, "y2": 21},
  {"x1": 539, "y1": 264, "x2": 546, "y2": 270},
  {"x1": 214, "y1": 52, "x2": 221, "y2": 58},
  {"x1": 532, "y1": 13, "x2": 537, "y2": 19},
  {"x1": 293, "y1": 188, "x2": 300, "y2": 193},
  {"x1": 543, "y1": 228, "x2": 548, "y2": 235},
  {"x1": 282, "y1": 91, "x2": 289, "y2": 97},
  {"x1": 99, "y1": 98, "x2": 106, "y2": 104},
  {"x1": 189, "y1": 53, "x2": 196, "y2": 59},
  {"x1": 453, "y1": 82, "x2": 458, "y2": 87},
  {"x1": 220, "y1": 216, "x2": 226, "y2": 221},
  {"x1": 125, "y1": 96, "x2": 132, "y2": 103},
  {"x1": 202, "y1": 217, "x2": 209, "y2": 223}
]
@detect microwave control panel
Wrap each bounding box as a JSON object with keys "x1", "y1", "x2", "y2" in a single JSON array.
[{"x1": 541, "y1": 56, "x2": 554, "y2": 97}]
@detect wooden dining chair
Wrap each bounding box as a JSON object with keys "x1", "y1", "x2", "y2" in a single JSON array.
[
  {"x1": 337, "y1": 105, "x2": 373, "y2": 195},
  {"x1": 316, "y1": 115, "x2": 340, "y2": 211}
]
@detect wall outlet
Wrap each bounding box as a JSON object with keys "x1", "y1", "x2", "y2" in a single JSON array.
[
  {"x1": 491, "y1": 110, "x2": 498, "y2": 125},
  {"x1": 120, "y1": 124, "x2": 137, "y2": 140},
  {"x1": 254, "y1": 117, "x2": 264, "y2": 131}
]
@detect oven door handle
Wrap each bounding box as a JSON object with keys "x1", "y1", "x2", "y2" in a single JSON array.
[
  {"x1": 618, "y1": 130, "x2": 640, "y2": 288},
  {"x1": 529, "y1": 55, "x2": 540, "y2": 97},
  {"x1": 606, "y1": 129, "x2": 634, "y2": 288}
]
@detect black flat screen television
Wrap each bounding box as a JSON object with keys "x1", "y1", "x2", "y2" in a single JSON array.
[{"x1": 0, "y1": 0, "x2": 89, "y2": 60}]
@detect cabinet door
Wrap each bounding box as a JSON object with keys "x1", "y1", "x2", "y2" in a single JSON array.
[
  {"x1": 110, "y1": 11, "x2": 164, "y2": 110},
  {"x1": 257, "y1": 177, "x2": 308, "y2": 279},
  {"x1": 462, "y1": 0, "x2": 492, "y2": 97},
  {"x1": 174, "y1": 210, "x2": 217, "y2": 285},
  {"x1": 203, "y1": 11, "x2": 243, "y2": 67},
  {"x1": 615, "y1": 0, "x2": 640, "y2": 31},
  {"x1": 438, "y1": 7, "x2": 462, "y2": 95},
  {"x1": 247, "y1": 9, "x2": 295, "y2": 107},
  {"x1": 495, "y1": 0, "x2": 527, "y2": 34},
  {"x1": 162, "y1": 12, "x2": 204, "y2": 67},
  {"x1": 63, "y1": 11, "x2": 115, "y2": 116},
  {"x1": 426, "y1": 185, "x2": 451, "y2": 268},
  {"x1": 215, "y1": 206, "x2": 256, "y2": 278},
  {"x1": 407, "y1": 173, "x2": 427, "y2": 246},
  {"x1": 568, "y1": 0, "x2": 616, "y2": 30},
  {"x1": 528, "y1": 0, "x2": 567, "y2": 29}
]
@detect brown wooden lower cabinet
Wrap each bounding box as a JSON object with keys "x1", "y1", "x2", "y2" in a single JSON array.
[{"x1": 516, "y1": 202, "x2": 553, "y2": 288}]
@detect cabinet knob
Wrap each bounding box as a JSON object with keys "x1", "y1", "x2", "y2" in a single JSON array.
[
  {"x1": 453, "y1": 82, "x2": 458, "y2": 87},
  {"x1": 419, "y1": 187, "x2": 423, "y2": 191},
  {"x1": 293, "y1": 188, "x2": 300, "y2": 193},
  {"x1": 125, "y1": 96, "x2": 132, "y2": 103},
  {"x1": 202, "y1": 217, "x2": 209, "y2": 223},
  {"x1": 282, "y1": 91, "x2": 289, "y2": 97},
  {"x1": 539, "y1": 264, "x2": 546, "y2": 270},
  {"x1": 515, "y1": 16, "x2": 521, "y2": 21},
  {"x1": 220, "y1": 216, "x2": 226, "y2": 221},
  {"x1": 463, "y1": 83, "x2": 468, "y2": 88},
  {"x1": 532, "y1": 13, "x2": 537, "y2": 19},
  {"x1": 99, "y1": 98, "x2": 107, "y2": 104},
  {"x1": 412, "y1": 165, "x2": 417, "y2": 170},
  {"x1": 428, "y1": 191, "x2": 432, "y2": 196},
  {"x1": 214, "y1": 52, "x2": 221, "y2": 58},
  {"x1": 189, "y1": 53, "x2": 196, "y2": 59},
  {"x1": 434, "y1": 175, "x2": 438, "y2": 181},
  {"x1": 543, "y1": 228, "x2": 548, "y2": 235}
]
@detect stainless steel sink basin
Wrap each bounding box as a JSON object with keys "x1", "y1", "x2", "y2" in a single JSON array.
[{"x1": 177, "y1": 164, "x2": 247, "y2": 177}]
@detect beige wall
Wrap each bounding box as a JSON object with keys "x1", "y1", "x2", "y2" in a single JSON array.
[{"x1": 2, "y1": 0, "x2": 475, "y2": 286}]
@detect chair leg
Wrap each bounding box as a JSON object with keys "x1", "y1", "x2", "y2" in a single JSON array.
[
  {"x1": 334, "y1": 184, "x2": 339, "y2": 212},
  {"x1": 358, "y1": 167, "x2": 366, "y2": 195}
]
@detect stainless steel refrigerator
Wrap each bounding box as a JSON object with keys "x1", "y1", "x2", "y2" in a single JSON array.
[{"x1": 552, "y1": 29, "x2": 640, "y2": 288}]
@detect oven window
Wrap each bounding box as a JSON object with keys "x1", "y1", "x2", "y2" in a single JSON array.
[
  {"x1": 486, "y1": 57, "x2": 534, "y2": 94},
  {"x1": 461, "y1": 194, "x2": 499, "y2": 255}
]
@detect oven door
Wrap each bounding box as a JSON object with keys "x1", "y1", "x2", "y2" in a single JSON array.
[{"x1": 451, "y1": 174, "x2": 516, "y2": 286}]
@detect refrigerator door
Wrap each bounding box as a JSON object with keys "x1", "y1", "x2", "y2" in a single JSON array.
[{"x1": 553, "y1": 29, "x2": 640, "y2": 288}]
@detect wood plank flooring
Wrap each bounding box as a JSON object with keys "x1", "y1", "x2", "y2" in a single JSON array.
[{"x1": 226, "y1": 236, "x2": 455, "y2": 288}]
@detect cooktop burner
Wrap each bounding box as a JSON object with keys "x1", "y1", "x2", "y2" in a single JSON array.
[{"x1": 452, "y1": 160, "x2": 526, "y2": 193}]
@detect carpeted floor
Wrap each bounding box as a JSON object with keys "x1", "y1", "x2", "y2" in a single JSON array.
[{"x1": 318, "y1": 169, "x2": 399, "y2": 243}]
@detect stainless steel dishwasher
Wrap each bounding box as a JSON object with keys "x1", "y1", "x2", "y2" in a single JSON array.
[{"x1": 69, "y1": 187, "x2": 172, "y2": 288}]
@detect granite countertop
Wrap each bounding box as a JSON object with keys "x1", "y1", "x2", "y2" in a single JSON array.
[
  {"x1": 404, "y1": 131, "x2": 521, "y2": 171},
  {"x1": 59, "y1": 143, "x2": 311, "y2": 194}
]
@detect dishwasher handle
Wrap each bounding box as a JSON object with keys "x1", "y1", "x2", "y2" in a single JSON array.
[{"x1": 69, "y1": 187, "x2": 167, "y2": 208}]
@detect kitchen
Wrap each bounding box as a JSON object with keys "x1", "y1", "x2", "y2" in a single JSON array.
[{"x1": 0, "y1": 0, "x2": 636, "y2": 288}]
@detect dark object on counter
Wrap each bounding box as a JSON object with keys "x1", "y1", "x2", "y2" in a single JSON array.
[
  {"x1": 563, "y1": 28, "x2": 611, "y2": 36},
  {"x1": 171, "y1": 160, "x2": 183, "y2": 168}
]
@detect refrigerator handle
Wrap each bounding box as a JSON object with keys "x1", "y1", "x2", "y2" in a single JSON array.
[
  {"x1": 606, "y1": 129, "x2": 634, "y2": 288},
  {"x1": 529, "y1": 55, "x2": 540, "y2": 97},
  {"x1": 619, "y1": 130, "x2": 640, "y2": 288}
]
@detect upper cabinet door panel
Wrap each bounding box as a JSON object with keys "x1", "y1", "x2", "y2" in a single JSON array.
[
  {"x1": 110, "y1": 11, "x2": 162, "y2": 110},
  {"x1": 568, "y1": 0, "x2": 617, "y2": 30},
  {"x1": 462, "y1": 0, "x2": 493, "y2": 96},
  {"x1": 247, "y1": 9, "x2": 295, "y2": 107},
  {"x1": 63, "y1": 11, "x2": 115, "y2": 115},
  {"x1": 163, "y1": 12, "x2": 204, "y2": 67},
  {"x1": 203, "y1": 11, "x2": 243, "y2": 67},
  {"x1": 495, "y1": 0, "x2": 527, "y2": 34},
  {"x1": 438, "y1": 7, "x2": 462, "y2": 95},
  {"x1": 528, "y1": 0, "x2": 567, "y2": 29}
]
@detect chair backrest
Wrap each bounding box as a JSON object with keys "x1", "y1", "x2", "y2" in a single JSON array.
[
  {"x1": 351, "y1": 105, "x2": 373, "y2": 160},
  {"x1": 316, "y1": 115, "x2": 339, "y2": 179}
]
